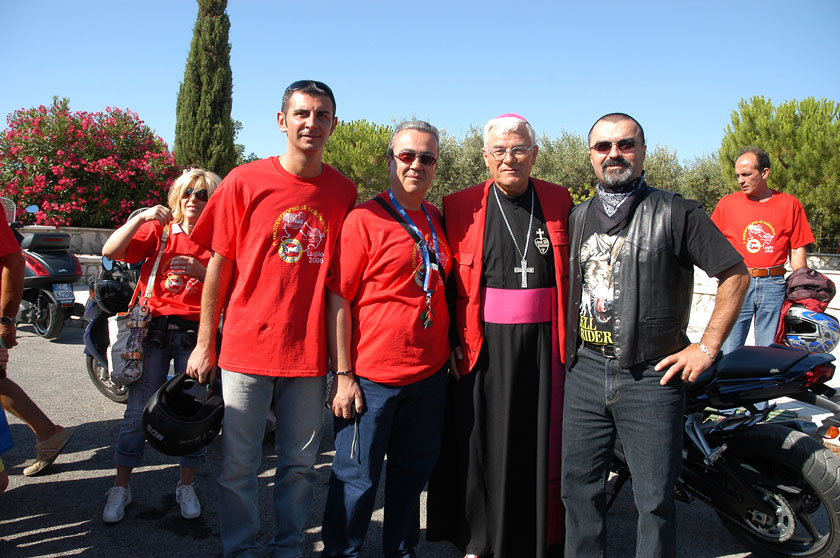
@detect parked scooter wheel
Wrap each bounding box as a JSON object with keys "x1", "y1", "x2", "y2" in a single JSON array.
[
  {"x1": 716, "y1": 424, "x2": 840, "y2": 558},
  {"x1": 31, "y1": 290, "x2": 64, "y2": 339},
  {"x1": 86, "y1": 354, "x2": 128, "y2": 404}
]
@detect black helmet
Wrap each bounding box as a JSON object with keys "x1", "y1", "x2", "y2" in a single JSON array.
[
  {"x1": 143, "y1": 372, "x2": 224, "y2": 456},
  {"x1": 94, "y1": 278, "x2": 133, "y2": 314}
]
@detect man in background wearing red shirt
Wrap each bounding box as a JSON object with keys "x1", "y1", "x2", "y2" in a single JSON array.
[
  {"x1": 321, "y1": 121, "x2": 450, "y2": 558},
  {"x1": 186, "y1": 80, "x2": 357, "y2": 558},
  {"x1": 712, "y1": 147, "x2": 814, "y2": 352}
]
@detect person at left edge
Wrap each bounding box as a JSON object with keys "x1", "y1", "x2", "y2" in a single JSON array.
[
  {"x1": 321, "y1": 120, "x2": 451, "y2": 558},
  {"x1": 186, "y1": 80, "x2": 357, "y2": 557},
  {"x1": 0, "y1": 205, "x2": 74, "y2": 478}
]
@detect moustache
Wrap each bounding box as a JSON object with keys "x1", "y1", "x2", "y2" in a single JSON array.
[{"x1": 602, "y1": 157, "x2": 631, "y2": 172}]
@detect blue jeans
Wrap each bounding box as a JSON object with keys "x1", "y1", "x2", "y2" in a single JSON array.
[
  {"x1": 322, "y1": 367, "x2": 448, "y2": 558},
  {"x1": 218, "y1": 370, "x2": 326, "y2": 558},
  {"x1": 722, "y1": 275, "x2": 787, "y2": 353},
  {"x1": 561, "y1": 347, "x2": 685, "y2": 558},
  {"x1": 114, "y1": 324, "x2": 205, "y2": 469}
]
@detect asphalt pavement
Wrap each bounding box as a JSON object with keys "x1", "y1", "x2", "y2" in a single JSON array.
[{"x1": 1, "y1": 323, "x2": 759, "y2": 558}]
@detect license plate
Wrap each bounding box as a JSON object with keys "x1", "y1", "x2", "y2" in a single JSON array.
[{"x1": 52, "y1": 283, "x2": 75, "y2": 306}]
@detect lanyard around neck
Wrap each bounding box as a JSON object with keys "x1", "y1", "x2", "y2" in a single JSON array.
[{"x1": 378, "y1": 190, "x2": 441, "y2": 299}]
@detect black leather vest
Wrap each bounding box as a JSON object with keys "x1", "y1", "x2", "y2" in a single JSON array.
[{"x1": 566, "y1": 187, "x2": 694, "y2": 368}]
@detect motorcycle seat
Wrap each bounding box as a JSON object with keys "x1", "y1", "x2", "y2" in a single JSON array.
[
  {"x1": 687, "y1": 345, "x2": 809, "y2": 395},
  {"x1": 715, "y1": 345, "x2": 808, "y2": 379}
]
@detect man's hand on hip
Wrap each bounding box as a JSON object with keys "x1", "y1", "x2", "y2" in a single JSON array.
[{"x1": 656, "y1": 343, "x2": 714, "y2": 385}]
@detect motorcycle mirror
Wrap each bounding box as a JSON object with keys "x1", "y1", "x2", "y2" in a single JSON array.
[
  {"x1": 24, "y1": 205, "x2": 39, "y2": 214},
  {"x1": 101, "y1": 256, "x2": 114, "y2": 271}
]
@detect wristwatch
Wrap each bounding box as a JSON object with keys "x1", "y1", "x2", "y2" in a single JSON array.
[{"x1": 0, "y1": 316, "x2": 15, "y2": 326}]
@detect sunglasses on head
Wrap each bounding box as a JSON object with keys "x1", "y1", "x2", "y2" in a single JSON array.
[
  {"x1": 589, "y1": 138, "x2": 639, "y2": 154},
  {"x1": 182, "y1": 187, "x2": 208, "y2": 202},
  {"x1": 392, "y1": 151, "x2": 438, "y2": 166},
  {"x1": 285, "y1": 79, "x2": 336, "y2": 109}
]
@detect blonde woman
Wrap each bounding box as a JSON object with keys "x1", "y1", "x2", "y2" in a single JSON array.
[{"x1": 101, "y1": 167, "x2": 221, "y2": 523}]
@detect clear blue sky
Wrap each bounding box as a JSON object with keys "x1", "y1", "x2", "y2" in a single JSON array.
[{"x1": 1, "y1": 0, "x2": 838, "y2": 165}]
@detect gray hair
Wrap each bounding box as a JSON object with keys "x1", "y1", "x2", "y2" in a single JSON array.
[
  {"x1": 387, "y1": 120, "x2": 440, "y2": 154},
  {"x1": 483, "y1": 116, "x2": 536, "y2": 147}
]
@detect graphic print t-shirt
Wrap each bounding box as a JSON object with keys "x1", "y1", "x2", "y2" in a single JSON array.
[
  {"x1": 122, "y1": 221, "x2": 209, "y2": 320},
  {"x1": 578, "y1": 205, "x2": 618, "y2": 346},
  {"x1": 190, "y1": 157, "x2": 357, "y2": 377},
  {"x1": 711, "y1": 191, "x2": 814, "y2": 268},
  {"x1": 327, "y1": 194, "x2": 451, "y2": 385}
]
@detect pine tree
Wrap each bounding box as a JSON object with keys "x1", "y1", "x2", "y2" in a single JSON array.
[{"x1": 174, "y1": 0, "x2": 236, "y2": 178}]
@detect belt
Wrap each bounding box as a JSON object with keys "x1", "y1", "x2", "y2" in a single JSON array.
[
  {"x1": 583, "y1": 342, "x2": 617, "y2": 358},
  {"x1": 747, "y1": 265, "x2": 786, "y2": 278}
]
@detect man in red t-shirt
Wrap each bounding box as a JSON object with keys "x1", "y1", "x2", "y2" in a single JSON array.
[
  {"x1": 186, "y1": 81, "x2": 357, "y2": 557},
  {"x1": 0, "y1": 209, "x2": 73, "y2": 477},
  {"x1": 712, "y1": 147, "x2": 815, "y2": 352},
  {"x1": 321, "y1": 121, "x2": 450, "y2": 558}
]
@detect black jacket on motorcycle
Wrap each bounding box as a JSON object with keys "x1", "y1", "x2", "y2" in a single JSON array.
[{"x1": 566, "y1": 185, "x2": 741, "y2": 369}]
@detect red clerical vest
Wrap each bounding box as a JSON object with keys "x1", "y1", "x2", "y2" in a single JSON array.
[{"x1": 443, "y1": 178, "x2": 572, "y2": 375}]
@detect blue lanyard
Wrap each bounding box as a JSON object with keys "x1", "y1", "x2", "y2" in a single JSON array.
[{"x1": 387, "y1": 189, "x2": 440, "y2": 298}]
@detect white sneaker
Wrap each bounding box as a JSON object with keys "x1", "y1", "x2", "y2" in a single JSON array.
[
  {"x1": 176, "y1": 482, "x2": 201, "y2": 519},
  {"x1": 103, "y1": 486, "x2": 132, "y2": 523}
]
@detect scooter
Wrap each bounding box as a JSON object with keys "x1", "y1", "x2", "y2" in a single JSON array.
[
  {"x1": 83, "y1": 256, "x2": 140, "y2": 404},
  {"x1": 1, "y1": 198, "x2": 83, "y2": 339},
  {"x1": 609, "y1": 344, "x2": 840, "y2": 558}
]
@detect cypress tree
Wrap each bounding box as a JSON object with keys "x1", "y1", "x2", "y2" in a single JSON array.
[{"x1": 174, "y1": 0, "x2": 236, "y2": 177}]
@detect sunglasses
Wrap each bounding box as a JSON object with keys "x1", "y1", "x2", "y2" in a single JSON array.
[
  {"x1": 589, "y1": 138, "x2": 639, "y2": 154},
  {"x1": 392, "y1": 151, "x2": 438, "y2": 166},
  {"x1": 182, "y1": 187, "x2": 208, "y2": 202}
]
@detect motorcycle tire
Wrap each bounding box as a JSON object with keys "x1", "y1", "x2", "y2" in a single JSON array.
[
  {"x1": 715, "y1": 423, "x2": 840, "y2": 558},
  {"x1": 86, "y1": 354, "x2": 128, "y2": 404},
  {"x1": 32, "y1": 291, "x2": 64, "y2": 339}
]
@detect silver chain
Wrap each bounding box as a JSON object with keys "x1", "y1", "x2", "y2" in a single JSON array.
[{"x1": 493, "y1": 185, "x2": 534, "y2": 262}]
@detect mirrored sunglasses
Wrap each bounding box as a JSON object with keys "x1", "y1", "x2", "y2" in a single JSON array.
[{"x1": 182, "y1": 187, "x2": 208, "y2": 202}]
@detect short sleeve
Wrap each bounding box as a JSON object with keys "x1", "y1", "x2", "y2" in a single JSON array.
[
  {"x1": 191, "y1": 177, "x2": 242, "y2": 260},
  {"x1": 122, "y1": 221, "x2": 160, "y2": 264},
  {"x1": 673, "y1": 196, "x2": 742, "y2": 277},
  {"x1": 326, "y1": 210, "x2": 368, "y2": 302}
]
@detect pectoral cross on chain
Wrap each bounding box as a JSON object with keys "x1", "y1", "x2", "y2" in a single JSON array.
[{"x1": 514, "y1": 258, "x2": 534, "y2": 288}]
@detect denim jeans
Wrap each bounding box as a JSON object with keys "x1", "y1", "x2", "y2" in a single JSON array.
[
  {"x1": 561, "y1": 347, "x2": 684, "y2": 558},
  {"x1": 114, "y1": 325, "x2": 206, "y2": 469},
  {"x1": 218, "y1": 369, "x2": 326, "y2": 558},
  {"x1": 322, "y1": 367, "x2": 448, "y2": 558},
  {"x1": 722, "y1": 275, "x2": 787, "y2": 353}
]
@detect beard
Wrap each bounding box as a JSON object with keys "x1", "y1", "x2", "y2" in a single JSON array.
[{"x1": 600, "y1": 157, "x2": 635, "y2": 189}]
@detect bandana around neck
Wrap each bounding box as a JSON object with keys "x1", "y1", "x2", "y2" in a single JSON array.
[{"x1": 594, "y1": 176, "x2": 646, "y2": 236}]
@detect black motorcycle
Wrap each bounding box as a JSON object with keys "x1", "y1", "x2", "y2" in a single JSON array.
[
  {"x1": 1, "y1": 198, "x2": 83, "y2": 338},
  {"x1": 83, "y1": 256, "x2": 140, "y2": 403},
  {"x1": 609, "y1": 344, "x2": 840, "y2": 558}
]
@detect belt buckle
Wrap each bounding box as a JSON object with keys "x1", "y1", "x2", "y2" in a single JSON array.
[{"x1": 586, "y1": 342, "x2": 616, "y2": 358}]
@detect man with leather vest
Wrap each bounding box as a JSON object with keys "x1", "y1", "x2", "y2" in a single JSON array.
[{"x1": 561, "y1": 113, "x2": 749, "y2": 558}]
